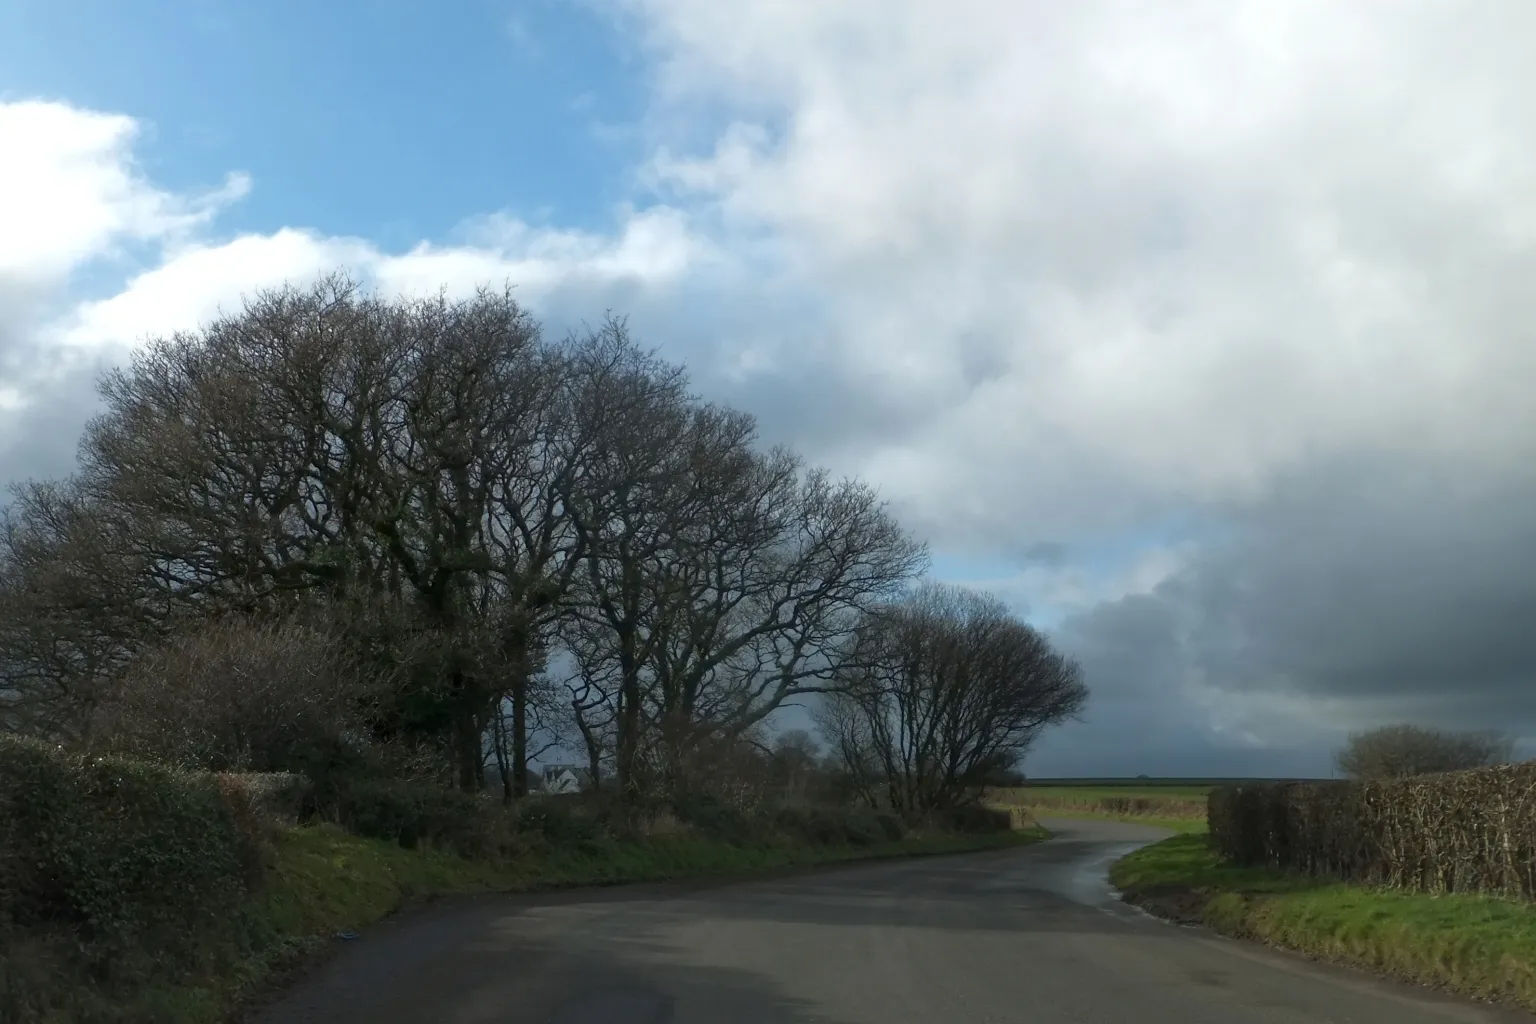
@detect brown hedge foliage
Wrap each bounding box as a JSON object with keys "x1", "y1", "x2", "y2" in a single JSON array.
[{"x1": 1209, "y1": 763, "x2": 1536, "y2": 899}]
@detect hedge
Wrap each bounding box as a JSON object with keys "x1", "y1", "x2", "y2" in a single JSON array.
[
  {"x1": 1208, "y1": 763, "x2": 1536, "y2": 899},
  {"x1": 770, "y1": 803, "x2": 908, "y2": 846},
  {"x1": 0, "y1": 735, "x2": 269, "y2": 1000},
  {"x1": 321, "y1": 777, "x2": 523, "y2": 859},
  {"x1": 933, "y1": 804, "x2": 1017, "y2": 834}
]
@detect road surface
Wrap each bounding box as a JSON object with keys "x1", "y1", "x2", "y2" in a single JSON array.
[{"x1": 250, "y1": 818, "x2": 1530, "y2": 1023}]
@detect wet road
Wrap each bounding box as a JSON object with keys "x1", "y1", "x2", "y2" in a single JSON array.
[{"x1": 250, "y1": 818, "x2": 1529, "y2": 1023}]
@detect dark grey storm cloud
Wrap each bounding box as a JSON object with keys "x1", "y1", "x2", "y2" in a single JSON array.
[
  {"x1": 0, "y1": 281, "x2": 118, "y2": 499},
  {"x1": 0, "y1": 360, "x2": 109, "y2": 496},
  {"x1": 525, "y1": 277, "x2": 953, "y2": 469},
  {"x1": 1025, "y1": 458, "x2": 1536, "y2": 776}
]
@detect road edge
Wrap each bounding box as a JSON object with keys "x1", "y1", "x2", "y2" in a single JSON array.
[{"x1": 1108, "y1": 835, "x2": 1536, "y2": 1017}]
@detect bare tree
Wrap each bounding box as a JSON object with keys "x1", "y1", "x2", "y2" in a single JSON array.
[
  {"x1": 485, "y1": 678, "x2": 564, "y2": 804},
  {"x1": 64, "y1": 277, "x2": 581, "y2": 790},
  {"x1": 1334, "y1": 724, "x2": 1515, "y2": 780},
  {"x1": 818, "y1": 582, "x2": 1086, "y2": 814},
  {"x1": 558, "y1": 360, "x2": 927, "y2": 797},
  {"x1": 2, "y1": 273, "x2": 939, "y2": 817},
  {"x1": 90, "y1": 616, "x2": 381, "y2": 774},
  {"x1": 0, "y1": 480, "x2": 159, "y2": 742}
]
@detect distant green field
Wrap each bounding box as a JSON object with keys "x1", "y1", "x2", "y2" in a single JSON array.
[
  {"x1": 990, "y1": 778, "x2": 1326, "y2": 832},
  {"x1": 1020, "y1": 777, "x2": 1319, "y2": 789},
  {"x1": 993, "y1": 783, "x2": 1211, "y2": 830},
  {"x1": 1021, "y1": 784, "x2": 1215, "y2": 799}
]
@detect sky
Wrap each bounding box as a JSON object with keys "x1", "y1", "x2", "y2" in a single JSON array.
[{"x1": 2, "y1": 0, "x2": 1534, "y2": 778}]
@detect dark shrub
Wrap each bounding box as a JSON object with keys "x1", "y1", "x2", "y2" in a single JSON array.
[
  {"x1": 935, "y1": 804, "x2": 1014, "y2": 834},
  {"x1": 219, "y1": 771, "x2": 313, "y2": 825},
  {"x1": 803, "y1": 808, "x2": 850, "y2": 844},
  {"x1": 838, "y1": 807, "x2": 887, "y2": 846},
  {"x1": 771, "y1": 804, "x2": 815, "y2": 841},
  {"x1": 90, "y1": 618, "x2": 381, "y2": 778},
  {"x1": 327, "y1": 778, "x2": 514, "y2": 859},
  {"x1": 0, "y1": 736, "x2": 258, "y2": 973},
  {"x1": 515, "y1": 796, "x2": 603, "y2": 847},
  {"x1": 873, "y1": 810, "x2": 908, "y2": 841},
  {"x1": 771, "y1": 803, "x2": 884, "y2": 845},
  {"x1": 671, "y1": 792, "x2": 759, "y2": 842}
]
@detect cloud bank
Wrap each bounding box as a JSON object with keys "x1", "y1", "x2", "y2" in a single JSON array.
[{"x1": 4, "y1": 0, "x2": 1534, "y2": 773}]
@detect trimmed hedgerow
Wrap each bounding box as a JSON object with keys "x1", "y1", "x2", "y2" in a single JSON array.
[
  {"x1": 0, "y1": 735, "x2": 265, "y2": 980},
  {"x1": 1209, "y1": 766, "x2": 1536, "y2": 899}
]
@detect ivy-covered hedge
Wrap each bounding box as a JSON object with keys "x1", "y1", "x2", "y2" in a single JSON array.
[
  {"x1": 0, "y1": 735, "x2": 273, "y2": 1020},
  {"x1": 0, "y1": 736, "x2": 264, "y2": 946}
]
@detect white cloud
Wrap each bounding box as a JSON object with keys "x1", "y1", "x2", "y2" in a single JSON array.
[
  {"x1": 51, "y1": 205, "x2": 703, "y2": 359},
  {"x1": 53, "y1": 206, "x2": 708, "y2": 358},
  {"x1": 0, "y1": 99, "x2": 248, "y2": 284},
  {"x1": 0, "y1": 94, "x2": 710, "y2": 399},
  {"x1": 938, "y1": 543, "x2": 1191, "y2": 628},
  {"x1": 605, "y1": 0, "x2": 1536, "y2": 771},
  {"x1": 621, "y1": 0, "x2": 1536, "y2": 540},
  {"x1": 57, "y1": 229, "x2": 377, "y2": 354},
  {"x1": 0, "y1": 96, "x2": 710, "y2": 499},
  {"x1": 376, "y1": 206, "x2": 708, "y2": 297}
]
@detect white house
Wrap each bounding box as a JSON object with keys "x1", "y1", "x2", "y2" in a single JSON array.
[{"x1": 541, "y1": 763, "x2": 592, "y2": 794}]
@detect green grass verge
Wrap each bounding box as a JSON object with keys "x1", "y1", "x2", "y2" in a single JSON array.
[
  {"x1": 150, "y1": 823, "x2": 1048, "y2": 1023},
  {"x1": 1111, "y1": 833, "x2": 1536, "y2": 1011}
]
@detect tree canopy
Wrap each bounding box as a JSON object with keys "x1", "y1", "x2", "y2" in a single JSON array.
[{"x1": 0, "y1": 275, "x2": 1084, "y2": 812}]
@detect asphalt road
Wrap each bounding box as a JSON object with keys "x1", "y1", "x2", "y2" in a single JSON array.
[{"x1": 250, "y1": 818, "x2": 1531, "y2": 1024}]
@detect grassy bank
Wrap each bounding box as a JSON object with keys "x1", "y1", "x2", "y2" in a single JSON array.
[
  {"x1": 22, "y1": 820, "x2": 1047, "y2": 1024},
  {"x1": 991, "y1": 785, "x2": 1209, "y2": 833},
  {"x1": 1111, "y1": 833, "x2": 1536, "y2": 1011}
]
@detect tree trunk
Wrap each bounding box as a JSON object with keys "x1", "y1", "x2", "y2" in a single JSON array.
[
  {"x1": 616, "y1": 687, "x2": 642, "y2": 798},
  {"x1": 492, "y1": 705, "x2": 514, "y2": 806},
  {"x1": 453, "y1": 673, "x2": 483, "y2": 793},
  {"x1": 510, "y1": 672, "x2": 529, "y2": 798}
]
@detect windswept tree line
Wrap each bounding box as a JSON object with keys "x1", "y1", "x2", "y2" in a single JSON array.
[{"x1": 0, "y1": 276, "x2": 1086, "y2": 813}]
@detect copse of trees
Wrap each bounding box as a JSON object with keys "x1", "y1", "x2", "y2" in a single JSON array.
[
  {"x1": 0, "y1": 274, "x2": 1081, "y2": 815},
  {"x1": 1334, "y1": 723, "x2": 1515, "y2": 780},
  {"x1": 816, "y1": 582, "x2": 1087, "y2": 814}
]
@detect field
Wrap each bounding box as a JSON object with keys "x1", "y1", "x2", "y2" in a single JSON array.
[
  {"x1": 990, "y1": 780, "x2": 1225, "y2": 833},
  {"x1": 989, "y1": 778, "x2": 1330, "y2": 833}
]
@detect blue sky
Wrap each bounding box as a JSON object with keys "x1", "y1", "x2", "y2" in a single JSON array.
[
  {"x1": 0, "y1": 0, "x2": 646, "y2": 246},
  {"x1": 2, "y1": 1, "x2": 1533, "y2": 777}
]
